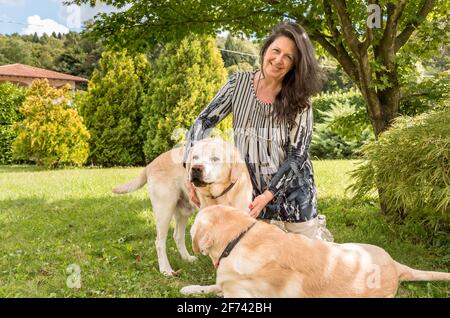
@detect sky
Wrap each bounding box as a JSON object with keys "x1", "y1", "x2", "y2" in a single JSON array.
[{"x1": 0, "y1": 0, "x2": 124, "y2": 36}]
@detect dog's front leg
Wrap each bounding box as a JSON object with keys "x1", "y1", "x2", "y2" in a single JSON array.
[{"x1": 180, "y1": 284, "x2": 222, "y2": 296}]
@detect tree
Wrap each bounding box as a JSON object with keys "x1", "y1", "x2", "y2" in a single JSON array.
[
  {"x1": 141, "y1": 34, "x2": 228, "y2": 161},
  {"x1": 78, "y1": 50, "x2": 149, "y2": 166}
]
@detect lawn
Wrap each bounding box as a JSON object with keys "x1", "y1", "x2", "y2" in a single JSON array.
[{"x1": 0, "y1": 161, "x2": 449, "y2": 298}]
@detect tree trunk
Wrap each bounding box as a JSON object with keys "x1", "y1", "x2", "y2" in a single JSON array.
[{"x1": 358, "y1": 67, "x2": 401, "y2": 214}]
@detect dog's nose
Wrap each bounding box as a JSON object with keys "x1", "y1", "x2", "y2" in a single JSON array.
[{"x1": 191, "y1": 165, "x2": 204, "y2": 175}]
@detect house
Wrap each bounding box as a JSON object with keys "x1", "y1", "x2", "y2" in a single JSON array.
[{"x1": 0, "y1": 63, "x2": 88, "y2": 89}]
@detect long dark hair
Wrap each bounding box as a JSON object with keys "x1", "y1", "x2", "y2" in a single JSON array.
[{"x1": 260, "y1": 22, "x2": 321, "y2": 126}]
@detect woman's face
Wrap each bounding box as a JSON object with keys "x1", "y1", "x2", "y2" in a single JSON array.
[{"x1": 262, "y1": 36, "x2": 296, "y2": 82}]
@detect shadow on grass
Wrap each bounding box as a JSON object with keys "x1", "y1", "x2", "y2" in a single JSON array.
[{"x1": 0, "y1": 165, "x2": 50, "y2": 174}]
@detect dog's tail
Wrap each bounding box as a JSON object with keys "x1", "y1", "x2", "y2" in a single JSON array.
[
  {"x1": 395, "y1": 262, "x2": 450, "y2": 282},
  {"x1": 112, "y1": 168, "x2": 148, "y2": 194}
]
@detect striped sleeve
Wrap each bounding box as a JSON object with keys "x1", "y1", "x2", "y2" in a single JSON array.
[
  {"x1": 183, "y1": 74, "x2": 236, "y2": 164},
  {"x1": 267, "y1": 105, "x2": 314, "y2": 196}
]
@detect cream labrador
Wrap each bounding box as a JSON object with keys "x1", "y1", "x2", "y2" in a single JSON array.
[
  {"x1": 183, "y1": 205, "x2": 450, "y2": 297},
  {"x1": 112, "y1": 139, "x2": 252, "y2": 276}
]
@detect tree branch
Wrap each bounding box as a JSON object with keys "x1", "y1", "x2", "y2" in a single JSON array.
[
  {"x1": 331, "y1": 0, "x2": 362, "y2": 57},
  {"x1": 395, "y1": 0, "x2": 436, "y2": 52},
  {"x1": 375, "y1": 0, "x2": 408, "y2": 67},
  {"x1": 323, "y1": 0, "x2": 340, "y2": 44},
  {"x1": 310, "y1": 32, "x2": 359, "y2": 84}
]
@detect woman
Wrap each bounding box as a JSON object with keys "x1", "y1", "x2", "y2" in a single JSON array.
[{"x1": 184, "y1": 22, "x2": 332, "y2": 241}]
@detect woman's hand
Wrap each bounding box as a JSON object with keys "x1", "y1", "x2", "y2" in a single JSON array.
[
  {"x1": 248, "y1": 190, "x2": 274, "y2": 218},
  {"x1": 186, "y1": 182, "x2": 200, "y2": 208}
]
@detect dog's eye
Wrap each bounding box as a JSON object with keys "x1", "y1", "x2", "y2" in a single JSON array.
[{"x1": 211, "y1": 156, "x2": 220, "y2": 162}]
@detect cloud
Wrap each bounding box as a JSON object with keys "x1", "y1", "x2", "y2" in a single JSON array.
[
  {"x1": 0, "y1": 0, "x2": 25, "y2": 6},
  {"x1": 54, "y1": 0, "x2": 132, "y2": 31},
  {"x1": 22, "y1": 15, "x2": 69, "y2": 36}
]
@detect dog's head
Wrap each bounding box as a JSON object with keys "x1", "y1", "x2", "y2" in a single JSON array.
[
  {"x1": 185, "y1": 138, "x2": 246, "y2": 187},
  {"x1": 190, "y1": 205, "x2": 254, "y2": 256}
]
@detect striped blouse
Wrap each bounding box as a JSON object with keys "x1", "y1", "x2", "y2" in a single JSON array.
[{"x1": 184, "y1": 71, "x2": 317, "y2": 222}]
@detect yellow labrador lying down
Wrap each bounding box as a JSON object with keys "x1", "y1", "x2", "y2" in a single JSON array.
[
  {"x1": 182, "y1": 205, "x2": 450, "y2": 298},
  {"x1": 112, "y1": 139, "x2": 252, "y2": 276}
]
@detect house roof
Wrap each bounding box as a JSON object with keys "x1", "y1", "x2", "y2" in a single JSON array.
[{"x1": 0, "y1": 63, "x2": 88, "y2": 82}]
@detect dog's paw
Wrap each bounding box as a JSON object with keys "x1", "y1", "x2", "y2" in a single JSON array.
[
  {"x1": 161, "y1": 269, "x2": 175, "y2": 277},
  {"x1": 183, "y1": 255, "x2": 197, "y2": 263},
  {"x1": 180, "y1": 285, "x2": 205, "y2": 295}
]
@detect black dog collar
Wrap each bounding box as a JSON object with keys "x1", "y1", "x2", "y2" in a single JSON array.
[{"x1": 215, "y1": 222, "x2": 257, "y2": 270}]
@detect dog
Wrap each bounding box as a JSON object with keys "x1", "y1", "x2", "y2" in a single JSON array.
[
  {"x1": 182, "y1": 205, "x2": 450, "y2": 297},
  {"x1": 112, "y1": 138, "x2": 252, "y2": 276}
]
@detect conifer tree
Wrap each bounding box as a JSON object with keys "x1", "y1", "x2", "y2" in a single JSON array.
[{"x1": 79, "y1": 50, "x2": 149, "y2": 166}]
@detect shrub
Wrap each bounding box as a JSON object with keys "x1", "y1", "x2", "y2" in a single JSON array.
[
  {"x1": 310, "y1": 123, "x2": 371, "y2": 159},
  {"x1": 349, "y1": 107, "x2": 450, "y2": 233},
  {"x1": 12, "y1": 79, "x2": 90, "y2": 167},
  {"x1": 312, "y1": 89, "x2": 366, "y2": 125},
  {"x1": 310, "y1": 89, "x2": 373, "y2": 159},
  {"x1": 0, "y1": 83, "x2": 25, "y2": 164}
]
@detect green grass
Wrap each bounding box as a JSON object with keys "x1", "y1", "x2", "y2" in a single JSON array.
[{"x1": 0, "y1": 161, "x2": 449, "y2": 298}]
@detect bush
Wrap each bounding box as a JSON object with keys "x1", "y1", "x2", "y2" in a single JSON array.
[
  {"x1": 0, "y1": 83, "x2": 25, "y2": 164},
  {"x1": 310, "y1": 89, "x2": 373, "y2": 159},
  {"x1": 349, "y1": 107, "x2": 450, "y2": 233},
  {"x1": 310, "y1": 124, "x2": 371, "y2": 159},
  {"x1": 312, "y1": 89, "x2": 366, "y2": 123},
  {"x1": 12, "y1": 79, "x2": 90, "y2": 167}
]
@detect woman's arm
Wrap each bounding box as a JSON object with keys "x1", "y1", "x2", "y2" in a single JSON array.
[
  {"x1": 249, "y1": 105, "x2": 313, "y2": 218},
  {"x1": 267, "y1": 105, "x2": 314, "y2": 196},
  {"x1": 182, "y1": 74, "x2": 237, "y2": 165}
]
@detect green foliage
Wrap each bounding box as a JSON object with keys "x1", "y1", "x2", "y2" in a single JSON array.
[
  {"x1": 319, "y1": 57, "x2": 355, "y2": 93},
  {"x1": 0, "y1": 83, "x2": 25, "y2": 164},
  {"x1": 310, "y1": 89, "x2": 373, "y2": 159},
  {"x1": 311, "y1": 125, "x2": 372, "y2": 160},
  {"x1": 141, "y1": 34, "x2": 228, "y2": 161},
  {"x1": 312, "y1": 89, "x2": 366, "y2": 125},
  {"x1": 79, "y1": 50, "x2": 149, "y2": 166},
  {"x1": 226, "y1": 62, "x2": 254, "y2": 77},
  {"x1": 12, "y1": 80, "x2": 90, "y2": 167},
  {"x1": 400, "y1": 72, "x2": 450, "y2": 116},
  {"x1": 0, "y1": 32, "x2": 102, "y2": 79},
  {"x1": 349, "y1": 107, "x2": 450, "y2": 233},
  {"x1": 220, "y1": 34, "x2": 259, "y2": 69}
]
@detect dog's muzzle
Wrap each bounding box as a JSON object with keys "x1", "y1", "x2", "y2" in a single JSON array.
[{"x1": 190, "y1": 165, "x2": 208, "y2": 187}]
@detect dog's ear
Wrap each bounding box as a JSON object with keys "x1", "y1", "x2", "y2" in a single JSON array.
[
  {"x1": 230, "y1": 147, "x2": 246, "y2": 183},
  {"x1": 192, "y1": 221, "x2": 213, "y2": 255}
]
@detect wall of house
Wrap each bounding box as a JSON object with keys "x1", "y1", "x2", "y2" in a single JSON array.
[{"x1": 0, "y1": 76, "x2": 76, "y2": 88}]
